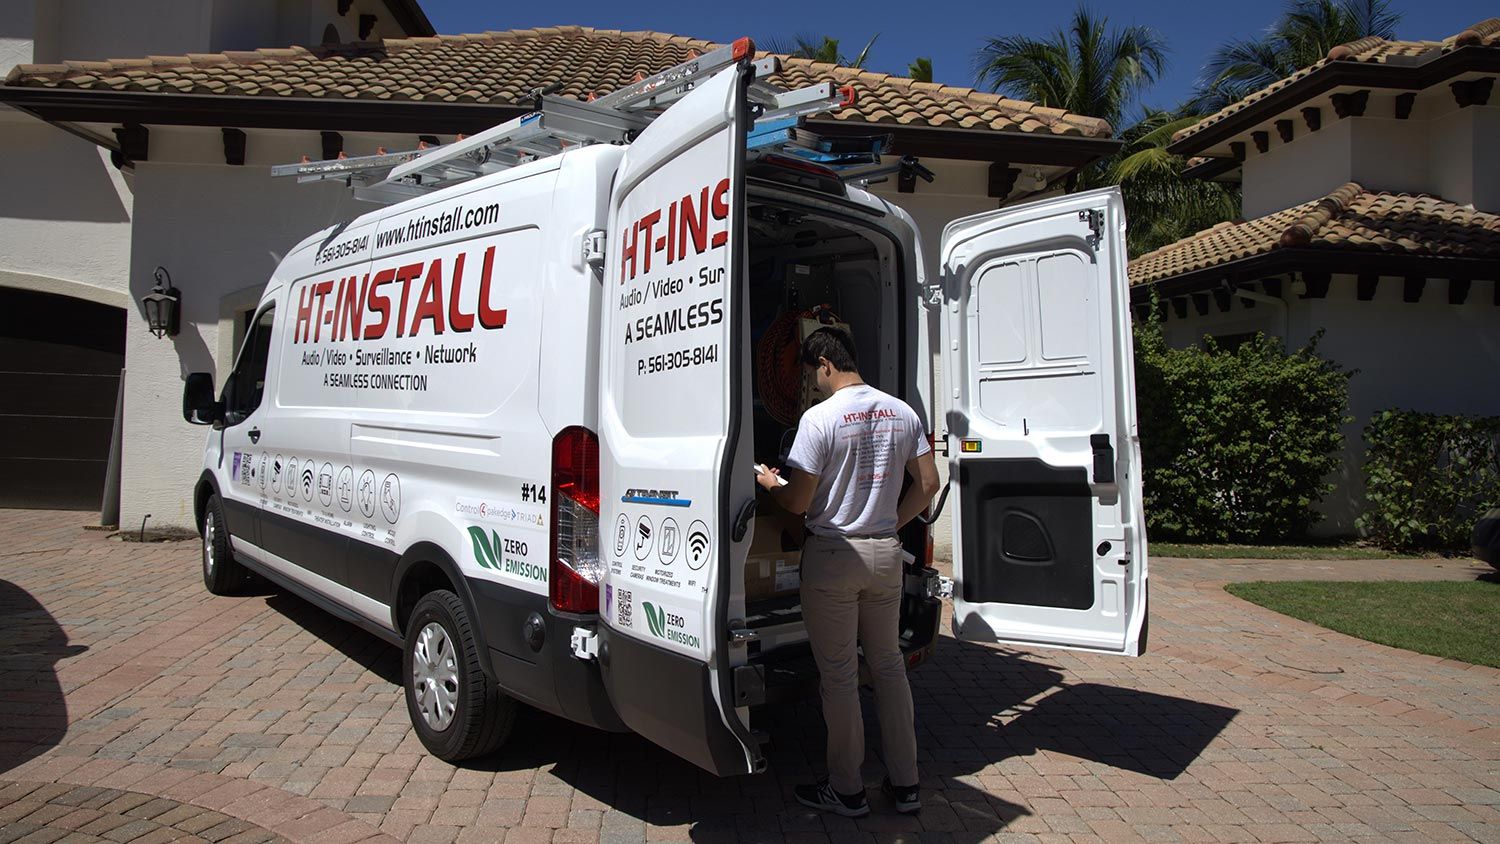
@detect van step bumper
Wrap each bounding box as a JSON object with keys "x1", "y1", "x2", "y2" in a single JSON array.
[{"x1": 467, "y1": 578, "x2": 628, "y2": 733}]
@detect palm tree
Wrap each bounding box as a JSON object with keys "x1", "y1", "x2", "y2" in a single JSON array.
[
  {"x1": 1192, "y1": 0, "x2": 1400, "y2": 113},
  {"x1": 908, "y1": 57, "x2": 933, "y2": 83},
  {"x1": 972, "y1": 5, "x2": 1167, "y2": 131},
  {"x1": 762, "y1": 34, "x2": 880, "y2": 68},
  {"x1": 1103, "y1": 109, "x2": 1241, "y2": 256}
]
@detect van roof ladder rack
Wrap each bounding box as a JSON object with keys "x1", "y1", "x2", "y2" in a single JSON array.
[{"x1": 272, "y1": 37, "x2": 887, "y2": 204}]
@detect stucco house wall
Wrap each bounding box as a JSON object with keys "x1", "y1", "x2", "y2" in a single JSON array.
[{"x1": 1241, "y1": 104, "x2": 1500, "y2": 218}]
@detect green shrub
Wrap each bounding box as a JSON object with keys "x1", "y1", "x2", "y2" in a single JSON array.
[
  {"x1": 1133, "y1": 309, "x2": 1352, "y2": 542},
  {"x1": 1357, "y1": 410, "x2": 1500, "y2": 551}
]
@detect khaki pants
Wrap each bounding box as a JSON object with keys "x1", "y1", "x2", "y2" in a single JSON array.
[{"x1": 800, "y1": 533, "x2": 918, "y2": 794}]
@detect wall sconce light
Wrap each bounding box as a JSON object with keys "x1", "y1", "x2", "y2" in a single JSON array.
[{"x1": 141, "y1": 266, "x2": 181, "y2": 339}]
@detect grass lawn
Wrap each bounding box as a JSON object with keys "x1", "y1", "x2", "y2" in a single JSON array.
[
  {"x1": 1225, "y1": 580, "x2": 1500, "y2": 668},
  {"x1": 1152, "y1": 542, "x2": 1425, "y2": 560}
]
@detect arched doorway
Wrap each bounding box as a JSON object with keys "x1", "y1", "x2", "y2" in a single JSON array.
[{"x1": 0, "y1": 287, "x2": 125, "y2": 509}]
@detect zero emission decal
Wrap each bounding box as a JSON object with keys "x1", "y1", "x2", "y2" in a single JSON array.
[
  {"x1": 468, "y1": 526, "x2": 547, "y2": 587},
  {"x1": 641, "y1": 600, "x2": 702, "y2": 651}
]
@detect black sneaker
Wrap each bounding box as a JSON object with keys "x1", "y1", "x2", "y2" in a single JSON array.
[
  {"x1": 882, "y1": 777, "x2": 921, "y2": 814},
  {"x1": 794, "y1": 781, "x2": 870, "y2": 817}
]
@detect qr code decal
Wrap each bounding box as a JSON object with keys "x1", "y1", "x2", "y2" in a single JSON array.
[{"x1": 616, "y1": 588, "x2": 633, "y2": 629}]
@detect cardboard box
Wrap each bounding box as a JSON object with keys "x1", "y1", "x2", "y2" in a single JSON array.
[
  {"x1": 745, "y1": 514, "x2": 801, "y2": 602},
  {"x1": 745, "y1": 553, "x2": 802, "y2": 602}
]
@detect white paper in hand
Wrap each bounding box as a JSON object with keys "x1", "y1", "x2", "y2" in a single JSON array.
[{"x1": 754, "y1": 463, "x2": 789, "y2": 486}]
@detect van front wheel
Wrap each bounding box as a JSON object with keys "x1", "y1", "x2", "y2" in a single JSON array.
[
  {"x1": 403, "y1": 589, "x2": 515, "y2": 761},
  {"x1": 202, "y1": 494, "x2": 254, "y2": 595}
]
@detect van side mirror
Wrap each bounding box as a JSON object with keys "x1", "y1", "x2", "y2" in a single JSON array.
[{"x1": 183, "y1": 372, "x2": 223, "y2": 425}]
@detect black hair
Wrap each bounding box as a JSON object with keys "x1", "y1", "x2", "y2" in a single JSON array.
[{"x1": 801, "y1": 326, "x2": 858, "y2": 372}]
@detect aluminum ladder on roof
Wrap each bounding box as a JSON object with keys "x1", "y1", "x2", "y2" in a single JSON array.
[{"x1": 270, "y1": 37, "x2": 879, "y2": 204}]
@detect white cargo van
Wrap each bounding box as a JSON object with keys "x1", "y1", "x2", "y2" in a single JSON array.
[{"x1": 182, "y1": 53, "x2": 1147, "y2": 777}]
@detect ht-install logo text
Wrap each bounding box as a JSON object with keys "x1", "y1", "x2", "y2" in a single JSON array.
[
  {"x1": 468, "y1": 526, "x2": 546, "y2": 584},
  {"x1": 642, "y1": 601, "x2": 700, "y2": 649}
]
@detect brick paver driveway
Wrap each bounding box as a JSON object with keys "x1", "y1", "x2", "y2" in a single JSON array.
[{"x1": 2, "y1": 508, "x2": 1496, "y2": 843}]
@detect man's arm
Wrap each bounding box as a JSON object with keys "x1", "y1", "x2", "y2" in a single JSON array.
[
  {"x1": 896, "y1": 450, "x2": 941, "y2": 529},
  {"x1": 757, "y1": 466, "x2": 819, "y2": 516}
]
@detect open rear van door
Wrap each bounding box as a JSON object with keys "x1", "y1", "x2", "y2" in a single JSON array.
[
  {"x1": 938, "y1": 187, "x2": 1147, "y2": 656},
  {"x1": 597, "y1": 59, "x2": 763, "y2": 775}
]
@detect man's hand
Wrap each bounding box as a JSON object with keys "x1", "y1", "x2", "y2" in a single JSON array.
[
  {"x1": 755, "y1": 464, "x2": 783, "y2": 491},
  {"x1": 759, "y1": 465, "x2": 818, "y2": 516},
  {"x1": 897, "y1": 450, "x2": 942, "y2": 528}
]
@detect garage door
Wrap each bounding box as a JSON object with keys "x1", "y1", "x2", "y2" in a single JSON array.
[{"x1": 0, "y1": 288, "x2": 125, "y2": 509}]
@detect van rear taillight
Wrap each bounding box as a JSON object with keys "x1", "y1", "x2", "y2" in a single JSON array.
[{"x1": 550, "y1": 426, "x2": 601, "y2": 614}]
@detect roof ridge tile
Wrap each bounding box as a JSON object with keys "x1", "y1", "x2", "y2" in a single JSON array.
[
  {"x1": 220, "y1": 50, "x2": 268, "y2": 64},
  {"x1": 1327, "y1": 36, "x2": 1386, "y2": 61},
  {"x1": 1452, "y1": 17, "x2": 1500, "y2": 46},
  {"x1": 1279, "y1": 182, "x2": 1364, "y2": 246}
]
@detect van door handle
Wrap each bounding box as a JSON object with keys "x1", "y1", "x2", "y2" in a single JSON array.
[
  {"x1": 1090, "y1": 434, "x2": 1114, "y2": 484},
  {"x1": 248, "y1": 427, "x2": 261, "y2": 444},
  {"x1": 732, "y1": 499, "x2": 757, "y2": 542}
]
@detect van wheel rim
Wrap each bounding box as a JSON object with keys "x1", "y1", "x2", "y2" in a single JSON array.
[
  {"x1": 412, "y1": 621, "x2": 459, "y2": 731},
  {"x1": 203, "y1": 517, "x2": 216, "y2": 576}
]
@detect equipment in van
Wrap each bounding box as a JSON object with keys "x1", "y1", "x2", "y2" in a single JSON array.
[
  {"x1": 756, "y1": 304, "x2": 848, "y2": 426},
  {"x1": 188, "y1": 37, "x2": 1147, "y2": 780}
]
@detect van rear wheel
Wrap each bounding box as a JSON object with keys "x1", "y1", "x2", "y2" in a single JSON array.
[
  {"x1": 403, "y1": 589, "x2": 515, "y2": 761},
  {"x1": 202, "y1": 494, "x2": 254, "y2": 595}
]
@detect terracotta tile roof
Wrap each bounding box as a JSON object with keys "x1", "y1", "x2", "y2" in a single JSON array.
[
  {"x1": 1129, "y1": 182, "x2": 1500, "y2": 285},
  {"x1": 1173, "y1": 17, "x2": 1500, "y2": 145},
  {"x1": 1, "y1": 26, "x2": 1111, "y2": 138}
]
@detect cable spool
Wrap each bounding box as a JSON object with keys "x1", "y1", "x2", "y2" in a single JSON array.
[{"x1": 755, "y1": 304, "x2": 842, "y2": 426}]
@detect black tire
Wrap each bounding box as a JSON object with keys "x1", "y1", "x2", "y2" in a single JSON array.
[
  {"x1": 403, "y1": 589, "x2": 515, "y2": 761},
  {"x1": 201, "y1": 494, "x2": 255, "y2": 595}
]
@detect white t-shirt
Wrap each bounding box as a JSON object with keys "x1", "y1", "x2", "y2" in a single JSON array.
[{"x1": 785, "y1": 384, "x2": 931, "y2": 538}]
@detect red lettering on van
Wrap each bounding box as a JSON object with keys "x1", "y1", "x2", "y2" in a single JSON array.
[
  {"x1": 447, "y1": 253, "x2": 474, "y2": 333},
  {"x1": 334, "y1": 273, "x2": 368, "y2": 341},
  {"x1": 311, "y1": 280, "x2": 335, "y2": 342},
  {"x1": 620, "y1": 179, "x2": 731, "y2": 284},
  {"x1": 678, "y1": 186, "x2": 707, "y2": 262},
  {"x1": 477, "y1": 246, "x2": 508, "y2": 330},
  {"x1": 292, "y1": 246, "x2": 507, "y2": 344},
  {"x1": 410, "y1": 259, "x2": 446, "y2": 336},
  {"x1": 363, "y1": 267, "x2": 397, "y2": 340},
  {"x1": 391, "y1": 263, "x2": 424, "y2": 338},
  {"x1": 295, "y1": 283, "x2": 317, "y2": 344}
]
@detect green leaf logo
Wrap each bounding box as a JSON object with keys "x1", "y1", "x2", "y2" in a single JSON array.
[
  {"x1": 643, "y1": 601, "x2": 666, "y2": 638},
  {"x1": 468, "y1": 526, "x2": 499, "y2": 569}
]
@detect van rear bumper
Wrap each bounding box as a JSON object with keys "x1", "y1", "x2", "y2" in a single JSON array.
[{"x1": 466, "y1": 578, "x2": 628, "y2": 733}]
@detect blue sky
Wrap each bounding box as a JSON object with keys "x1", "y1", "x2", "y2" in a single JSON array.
[{"x1": 419, "y1": 0, "x2": 1492, "y2": 123}]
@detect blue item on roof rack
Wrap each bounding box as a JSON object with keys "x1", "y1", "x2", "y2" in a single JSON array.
[
  {"x1": 748, "y1": 118, "x2": 799, "y2": 152},
  {"x1": 746, "y1": 120, "x2": 889, "y2": 170},
  {"x1": 779, "y1": 145, "x2": 881, "y2": 168}
]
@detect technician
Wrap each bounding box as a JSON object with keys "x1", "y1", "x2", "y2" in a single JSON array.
[{"x1": 756, "y1": 326, "x2": 941, "y2": 817}]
